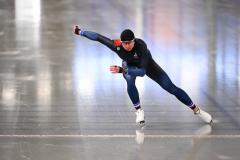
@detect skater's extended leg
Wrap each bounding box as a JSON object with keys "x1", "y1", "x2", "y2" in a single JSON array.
[
  {"x1": 148, "y1": 71, "x2": 193, "y2": 106},
  {"x1": 147, "y1": 71, "x2": 212, "y2": 123}
]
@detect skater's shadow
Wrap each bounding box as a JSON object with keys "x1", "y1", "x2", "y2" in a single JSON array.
[
  {"x1": 194, "y1": 124, "x2": 212, "y2": 135},
  {"x1": 135, "y1": 126, "x2": 145, "y2": 144},
  {"x1": 135, "y1": 124, "x2": 212, "y2": 144},
  {"x1": 186, "y1": 124, "x2": 213, "y2": 160}
]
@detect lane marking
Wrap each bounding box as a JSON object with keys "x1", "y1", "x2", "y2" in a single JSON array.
[{"x1": 0, "y1": 134, "x2": 239, "y2": 138}]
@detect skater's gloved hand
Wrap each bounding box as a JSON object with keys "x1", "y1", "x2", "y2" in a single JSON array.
[
  {"x1": 110, "y1": 65, "x2": 124, "y2": 73},
  {"x1": 74, "y1": 25, "x2": 81, "y2": 35}
]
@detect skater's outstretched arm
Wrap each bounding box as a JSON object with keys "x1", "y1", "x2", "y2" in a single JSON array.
[
  {"x1": 74, "y1": 26, "x2": 117, "y2": 52},
  {"x1": 109, "y1": 65, "x2": 145, "y2": 77}
]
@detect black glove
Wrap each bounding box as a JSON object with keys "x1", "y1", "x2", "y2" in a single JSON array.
[
  {"x1": 110, "y1": 65, "x2": 124, "y2": 73},
  {"x1": 74, "y1": 26, "x2": 81, "y2": 35}
]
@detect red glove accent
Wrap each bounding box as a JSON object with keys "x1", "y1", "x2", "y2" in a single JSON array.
[
  {"x1": 74, "y1": 26, "x2": 81, "y2": 35},
  {"x1": 113, "y1": 39, "x2": 122, "y2": 47}
]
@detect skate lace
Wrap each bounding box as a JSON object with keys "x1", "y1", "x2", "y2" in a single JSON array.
[{"x1": 194, "y1": 108, "x2": 201, "y2": 115}]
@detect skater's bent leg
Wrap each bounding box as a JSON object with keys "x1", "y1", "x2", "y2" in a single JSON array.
[
  {"x1": 123, "y1": 74, "x2": 145, "y2": 124},
  {"x1": 123, "y1": 74, "x2": 141, "y2": 109}
]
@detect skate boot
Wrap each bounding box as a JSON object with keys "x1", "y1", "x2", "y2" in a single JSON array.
[
  {"x1": 136, "y1": 109, "x2": 145, "y2": 125},
  {"x1": 194, "y1": 107, "x2": 213, "y2": 124}
]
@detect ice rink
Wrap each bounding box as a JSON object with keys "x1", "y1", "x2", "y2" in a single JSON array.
[{"x1": 0, "y1": 0, "x2": 240, "y2": 159}]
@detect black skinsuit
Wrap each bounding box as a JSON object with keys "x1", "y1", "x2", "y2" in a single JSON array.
[{"x1": 80, "y1": 31, "x2": 193, "y2": 106}]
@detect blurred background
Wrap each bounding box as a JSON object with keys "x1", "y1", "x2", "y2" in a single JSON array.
[{"x1": 0, "y1": 0, "x2": 240, "y2": 159}]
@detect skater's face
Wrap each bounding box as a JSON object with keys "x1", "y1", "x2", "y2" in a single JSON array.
[{"x1": 122, "y1": 39, "x2": 135, "y2": 52}]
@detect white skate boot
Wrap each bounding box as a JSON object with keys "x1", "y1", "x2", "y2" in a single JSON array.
[
  {"x1": 136, "y1": 109, "x2": 145, "y2": 125},
  {"x1": 194, "y1": 107, "x2": 213, "y2": 124}
]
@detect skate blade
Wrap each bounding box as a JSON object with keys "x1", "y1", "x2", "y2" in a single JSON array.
[
  {"x1": 209, "y1": 119, "x2": 213, "y2": 125},
  {"x1": 138, "y1": 120, "x2": 145, "y2": 127}
]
